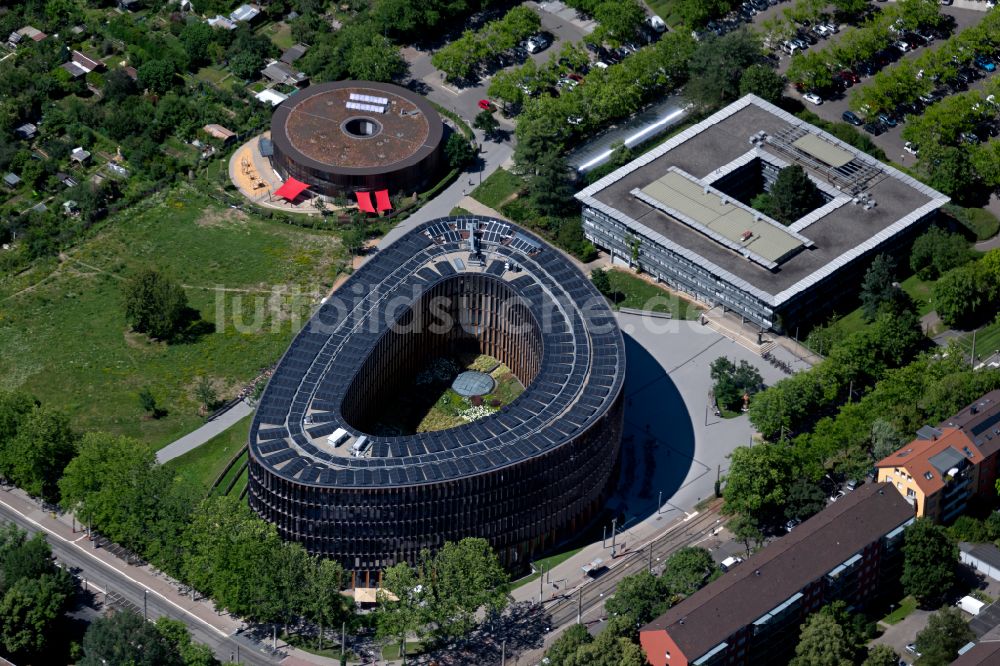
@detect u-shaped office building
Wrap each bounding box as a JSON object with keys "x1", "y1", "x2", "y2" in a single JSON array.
[{"x1": 247, "y1": 217, "x2": 626, "y2": 585}]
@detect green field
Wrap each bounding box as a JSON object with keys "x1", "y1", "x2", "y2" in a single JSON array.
[
  {"x1": 261, "y1": 22, "x2": 296, "y2": 50},
  {"x1": 604, "y1": 269, "x2": 701, "y2": 319},
  {"x1": 469, "y1": 168, "x2": 523, "y2": 210},
  {"x1": 512, "y1": 546, "x2": 585, "y2": 589},
  {"x1": 645, "y1": 0, "x2": 684, "y2": 27},
  {"x1": 0, "y1": 186, "x2": 344, "y2": 449},
  {"x1": 165, "y1": 415, "x2": 252, "y2": 492},
  {"x1": 881, "y1": 596, "x2": 917, "y2": 625},
  {"x1": 955, "y1": 318, "x2": 1000, "y2": 361}
]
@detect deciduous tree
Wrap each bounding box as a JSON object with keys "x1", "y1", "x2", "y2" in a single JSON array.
[
  {"x1": 790, "y1": 612, "x2": 853, "y2": 666},
  {"x1": 739, "y1": 64, "x2": 786, "y2": 104},
  {"x1": 722, "y1": 444, "x2": 795, "y2": 521},
  {"x1": 81, "y1": 611, "x2": 183, "y2": 666},
  {"x1": 122, "y1": 268, "x2": 189, "y2": 340},
  {"x1": 863, "y1": 644, "x2": 900, "y2": 666},
  {"x1": 915, "y1": 606, "x2": 974, "y2": 665},
  {"x1": 605, "y1": 570, "x2": 671, "y2": 626},
  {"x1": 902, "y1": 519, "x2": 957, "y2": 606},
  {"x1": 0, "y1": 406, "x2": 76, "y2": 502},
  {"x1": 0, "y1": 574, "x2": 72, "y2": 657},
  {"x1": 661, "y1": 547, "x2": 718, "y2": 597}
]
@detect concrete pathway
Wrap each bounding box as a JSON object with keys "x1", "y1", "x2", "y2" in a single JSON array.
[
  {"x1": 156, "y1": 400, "x2": 254, "y2": 464},
  {"x1": 376, "y1": 138, "x2": 514, "y2": 250}
]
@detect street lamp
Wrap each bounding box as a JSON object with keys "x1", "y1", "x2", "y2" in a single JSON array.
[{"x1": 143, "y1": 589, "x2": 148, "y2": 620}]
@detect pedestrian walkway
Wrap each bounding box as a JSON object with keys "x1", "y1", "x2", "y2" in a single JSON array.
[{"x1": 156, "y1": 400, "x2": 254, "y2": 464}]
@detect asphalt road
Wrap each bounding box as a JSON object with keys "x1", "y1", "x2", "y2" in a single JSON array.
[{"x1": 0, "y1": 496, "x2": 277, "y2": 666}]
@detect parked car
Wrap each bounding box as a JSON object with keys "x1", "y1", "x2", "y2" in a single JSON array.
[
  {"x1": 845, "y1": 479, "x2": 858, "y2": 491},
  {"x1": 785, "y1": 518, "x2": 801, "y2": 532},
  {"x1": 863, "y1": 121, "x2": 886, "y2": 136},
  {"x1": 856, "y1": 61, "x2": 876, "y2": 77},
  {"x1": 892, "y1": 40, "x2": 910, "y2": 53},
  {"x1": 720, "y1": 556, "x2": 744, "y2": 572},
  {"x1": 974, "y1": 55, "x2": 997, "y2": 72},
  {"x1": 961, "y1": 132, "x2": 980, "y2": 145},
  {"x1": 878, "y1": 112, "x2": 898, "y2": 127},
  {"x1": 751, "y1": 0, "x2": 769, "y2": 10},
  {"x1": 842, "y1": 110, "x2": 863, "y2": 125},
  {"x1": 525, "y1": 33, "x2": 552, "y2": 54},
  {"x1": 895, "y1": 101, "x2": 919, "y2": 117},
  {"x1": 803, "y1": 91, "x2": 823, "y2": 105},
  {"x1": 839, "y1": 69, "x2": 860, "y2": 84},
  {"x1": 905, "y1": 644, "x2": 922, "y2": 657},
  {"x1": 567, "y1": 116, "x2": 584, "y2": 125}
]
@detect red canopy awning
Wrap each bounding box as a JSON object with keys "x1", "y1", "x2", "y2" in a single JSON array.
[
  {"x1": 375, "y1": 189, "x2": 392, "y2": 212},
  {"x1": 273, "y1": 177, "x2": 309, "y2": 201},
  {"x1": 355, "y1": 191, "x2": 376, "y2": 213}
]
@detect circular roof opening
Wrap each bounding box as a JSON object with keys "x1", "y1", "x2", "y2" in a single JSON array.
[
  {"x1": 452, "y1": 371, "x2": 495, "y2": 397},
  {"x1": 342, "y1": 116, "x2": 382, "y2": 139}
]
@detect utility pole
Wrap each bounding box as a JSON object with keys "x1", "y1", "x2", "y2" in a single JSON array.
[
  {"x1": 539, "y1": 563, "x2": 545, "y2": 603},
  {"x1": 341, "y1": 621, "x2": 346, "y2": 665},
  {"x1": 143, "y1": 589, "x2": 148, "y2": 620},
  {"x1": 658, "y1": 490, "x2": 662, "y2": 514},
  {"x1": 577, "y1": 588, "x2": 583, "y2": 624},
  {"x1": 648, "y1": 543, "x2": 653, "y2": 572},
  {"x1": 602, "y1": 525, "x2": 606, "y2": 548},
  {"x1": 611, "y1": 518, "x2": 618, "y2": 557},
  {"x1": 971, "y1": 328, "x2": 978, "y2": 368},
  {"x1": 501, "y1": 639, "x2": 506, "y2": 665}
]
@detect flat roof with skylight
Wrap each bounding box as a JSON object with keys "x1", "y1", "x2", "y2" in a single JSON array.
[{"x1": 577, "y1": 95, "x2": 950, "y2": 312}]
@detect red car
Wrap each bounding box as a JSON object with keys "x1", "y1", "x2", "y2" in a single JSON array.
[
  {"x1": 567, "y1": 72, "x2": 585, "y2": 83},
  {"x1": 839, "y1": 70, "x2": 860, "y2": 84}
]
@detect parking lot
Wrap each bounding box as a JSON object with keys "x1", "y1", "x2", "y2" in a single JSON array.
[
  {"x1": 768, "y1": 5, "x2": 997, "y2": 165},
  {"x1": 403, "y1": 1, "x2": 594, "y2": 126}
]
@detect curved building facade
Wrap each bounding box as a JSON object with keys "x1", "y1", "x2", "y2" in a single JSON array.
[
  {"x1": 269, "y1": 80, "x2": 445, "y2": 197},
  {"x1": 248, "y1": 217, "x2": 626, "y2": 583}
]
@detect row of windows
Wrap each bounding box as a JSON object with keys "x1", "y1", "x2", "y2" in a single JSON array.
[{"x1": 249, "y1": 395, "x2": 622, "y2": 576}]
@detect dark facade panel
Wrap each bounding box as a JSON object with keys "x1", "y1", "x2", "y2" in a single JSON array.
[{"x1": 248, "y1": 217, "x2": 626, "y2": 582}]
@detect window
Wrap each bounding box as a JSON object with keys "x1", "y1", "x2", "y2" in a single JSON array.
[{"x1": 906, "y1": 488, "x2": 915, "y2": 498}]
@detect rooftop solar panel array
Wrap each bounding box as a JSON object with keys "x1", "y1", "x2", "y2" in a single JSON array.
[{"x1": 249, "y1": 216, "x2": 625, "y2": 488}]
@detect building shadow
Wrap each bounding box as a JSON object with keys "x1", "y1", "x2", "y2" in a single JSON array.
[{"x1": 607, "y1": 333, "x2": 697, "y2": 529}]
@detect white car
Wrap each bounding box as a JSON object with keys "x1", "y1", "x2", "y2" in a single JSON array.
[
  {"x1": 904, "y1": 141, "x2": 919, "y2": 156},
  {"x1": 803, "y1": 92, "x2": 823, "y2": 105}
]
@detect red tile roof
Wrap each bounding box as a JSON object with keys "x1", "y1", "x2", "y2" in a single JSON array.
[{"x1": 875, "y1": 428, "x2": 983, "y2": 496}]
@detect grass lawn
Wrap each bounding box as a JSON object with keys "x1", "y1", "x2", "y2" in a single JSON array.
[
  {"x1": 469, "y1": 168, "x2": 523, "y2": 210},
  {"x1": 512, "y1": 546, "x2": 585, "y2": 589},
  {"x1": 899, "y1": 273, "x2": 937, "y2": 317},
  {"x1": 382, "y1": 641, "x2": 423, "y2": 660},
  {"x1": 881, "y1": 596, "x2": 917, "y2": 625},
  {"x1": 604, "y1": 269, "x2": 701, "y2": 319},
  {"x1": 0, "y1": 186, "x2": 344, "y2": 449},
  {"x1": 645, "y1": 0, "x2": 684, "y2": 27},
  {"x1": 281, "y1": 633, "x2": 358, "y2": 661},
  {"x1": 262, "y1": 22, "x2": 296, "y2": 50},
  {"x1": 450, "y1": 206, "x2": 472, "y2": 216},
  {"x1": 165, "y1": 415, "x2": 251, "y2": 492},
  {"x1": 954, "y1": 318, "x2": 1000, "y2": 361},
  {"x1": 370, "y1": 355, "x2": 524, "y2": 435},
  {"x1": 195, "y1": 66, "x2": 228, "y2": 87}
]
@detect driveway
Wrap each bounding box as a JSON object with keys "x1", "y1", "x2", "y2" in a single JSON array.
[{"x1": 870, "y1": 607, "x2": 933, "y2": 663}]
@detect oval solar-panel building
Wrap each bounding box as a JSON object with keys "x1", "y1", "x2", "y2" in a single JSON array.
[
  {"x1": 248, "y1": 217, "x2": 626, "y2": 584},
  {"x1": 269, "y1": 80, "x2": 445, "y2": 197}
]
